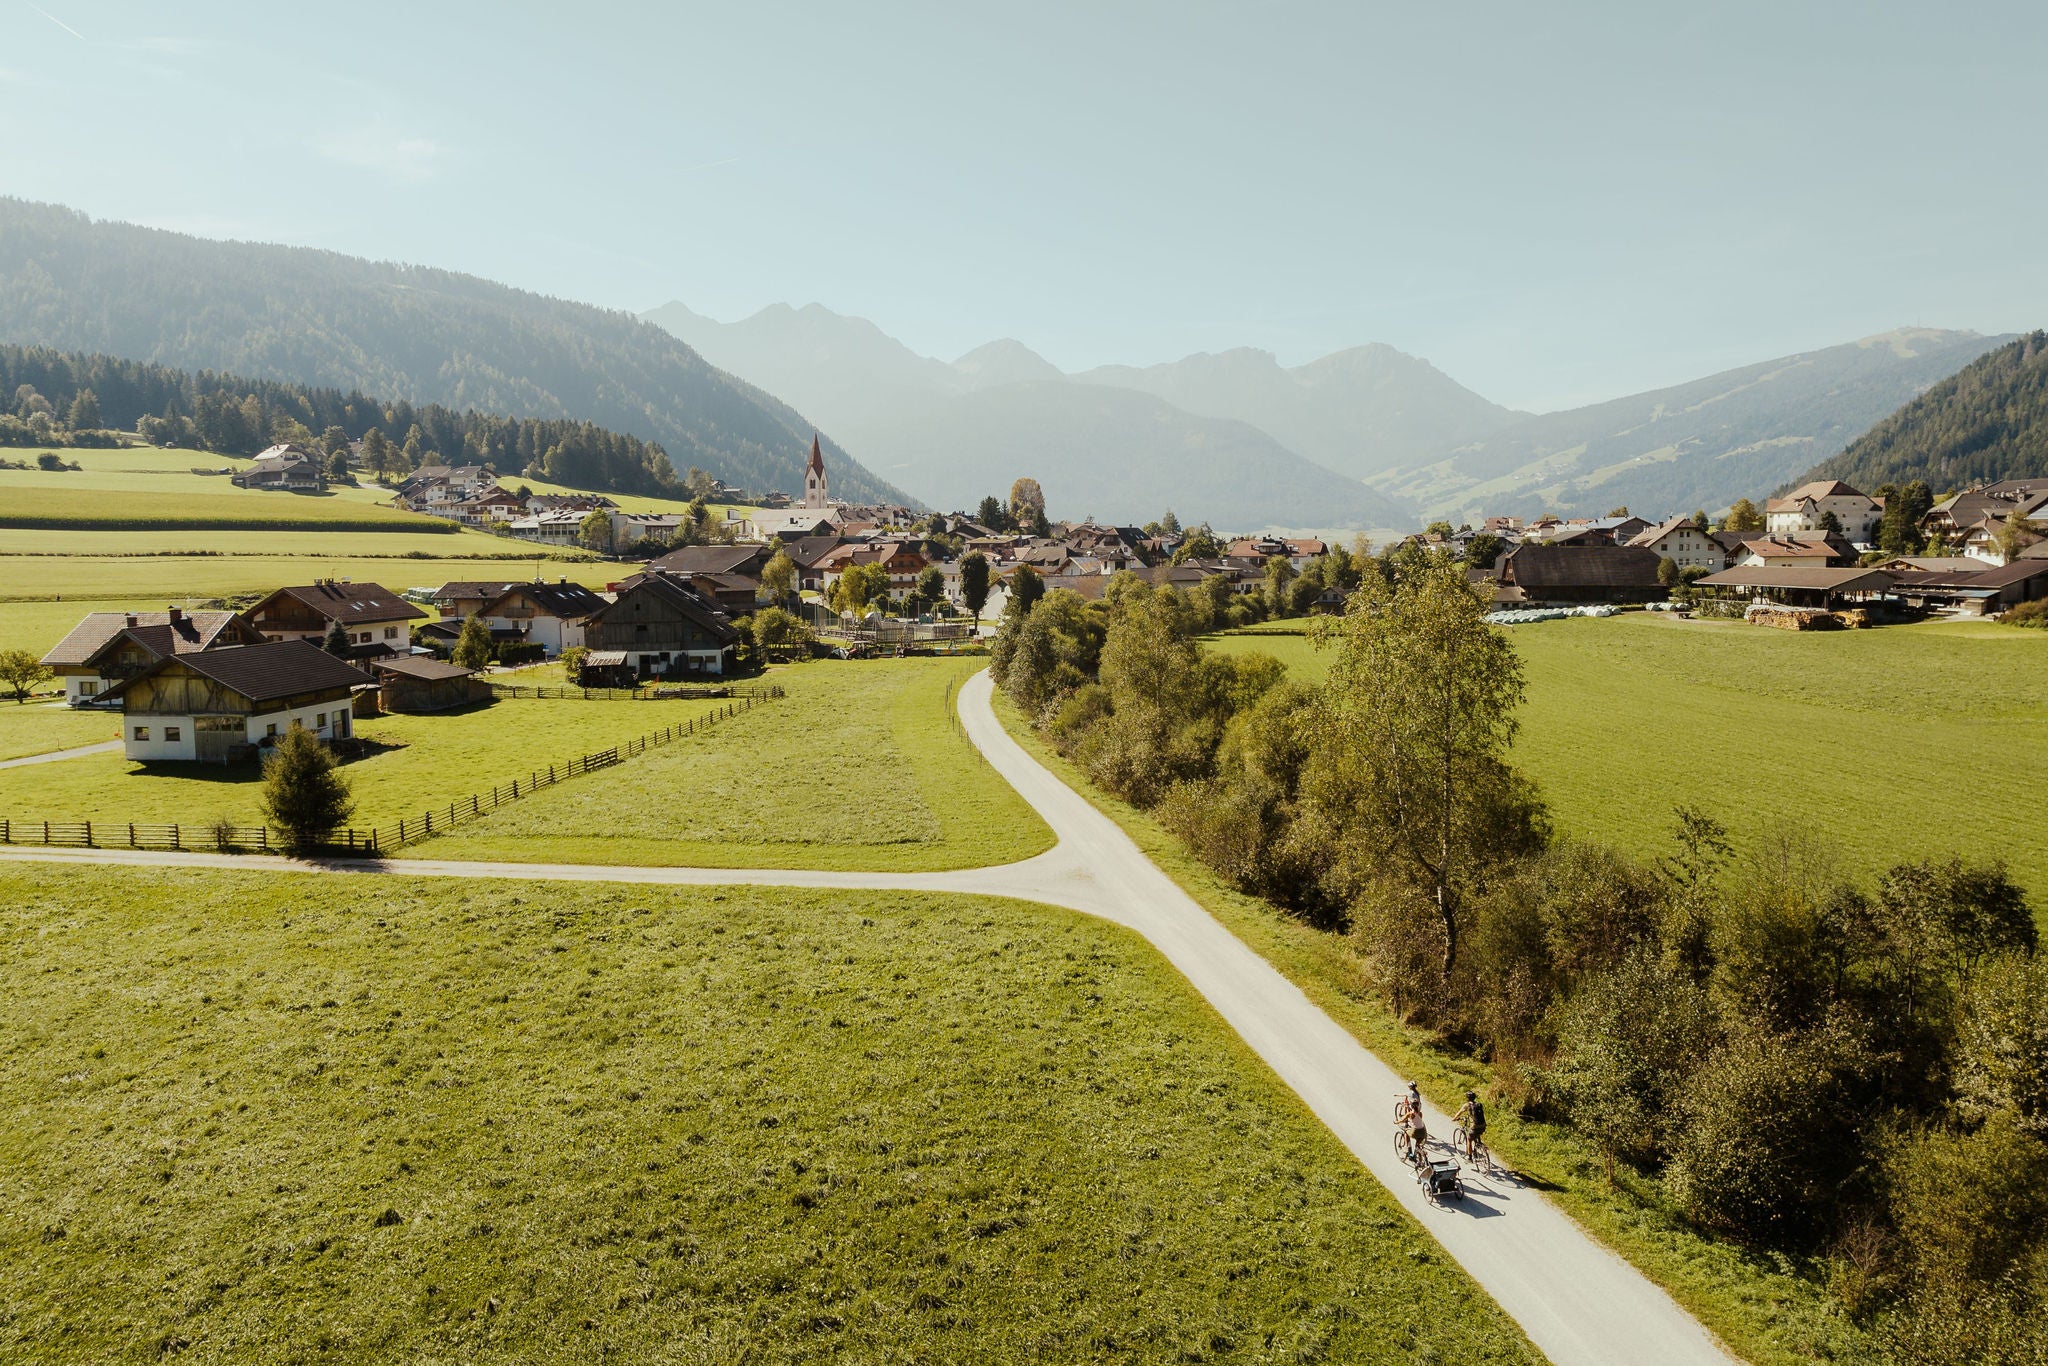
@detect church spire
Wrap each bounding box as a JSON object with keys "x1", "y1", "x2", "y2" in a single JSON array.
[{"x1": 803, "y1": 433, "x2": 828, "y2": 509}]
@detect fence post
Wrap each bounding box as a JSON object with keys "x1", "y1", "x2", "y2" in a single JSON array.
[
  {"x1": 399, "y1": 817, "x2": 407, "y2": 843},
  {"x1": 425, "y1": 811, "x2": 433, "y2": 834},
  {"x1": 83, "y1": 820, "x2": 91, "y2": 847},
  {"x1": 170, "y1": 823, "x2": 180, "y2": 850},
  {"x1": 258, "y1": 828, "x2": 267, "y2": 851}
]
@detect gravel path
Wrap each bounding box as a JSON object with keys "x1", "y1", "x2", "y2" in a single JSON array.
[
  {"x1": 0, "y1": 669, "x2": 1735, "y2": 1365},
  {"x1": 0, "y1": 739, "x2": 121, "y2": 769}
]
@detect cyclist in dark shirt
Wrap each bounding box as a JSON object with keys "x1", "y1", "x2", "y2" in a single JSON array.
[{"x1": 1454, "y1": 1090, "x2": 1486, "y2": 1160}]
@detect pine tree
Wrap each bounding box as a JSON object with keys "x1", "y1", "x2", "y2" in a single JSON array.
[
  {"x1": 261, "y1": 724, "x2": 356, "y2": 852},
  {"x1": 322, "y1": 619, "x2": 353, "y2": 658},
  {"x1": 66, "y1": 388, "x2": 100, "y2": 431}
]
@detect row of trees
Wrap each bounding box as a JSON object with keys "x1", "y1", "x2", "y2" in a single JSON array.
[
  {"x1": 0, "y1": 343, "x2": 689, "y2": 498},
  {"x1": 991, "y1": 548, "x2": 2047, "y2": 1362}
]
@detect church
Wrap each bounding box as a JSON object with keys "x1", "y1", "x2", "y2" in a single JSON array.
[{"x1": 802, "y1": 434, "x2": 829, "y2": 509}]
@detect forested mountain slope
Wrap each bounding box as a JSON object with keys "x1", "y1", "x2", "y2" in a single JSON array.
[
  {"x1": 1794, "y1": 331, "x2": 2048, "y2": 492},
  {"x1": 0, "y1": 342, "x2": 682, "y2": 494},
  {"x1": 0, "y1": 200, "x2": 911, "y2": 505},
  {"x1": 1374, "y1": 329, "x2": 2009, "y2": 521}
]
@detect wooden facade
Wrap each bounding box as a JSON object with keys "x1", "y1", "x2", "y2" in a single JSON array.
[{"x1": 583, "y1": 574, "x2": 739, "y2": 677}]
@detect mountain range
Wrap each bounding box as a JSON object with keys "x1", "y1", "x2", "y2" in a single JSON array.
[
  {"x1": 0, "y1": 199, "x2": 913, "y2": 506},
  {"x1": 645, "y1": 302, "x2": 1416, "y2": 529},
  {"x1": 651, "y1": 301, "x2": 2009, "y2": 530},
  {"x1": 1368, "y1": 329, "x2": 2010, "y2": 522},
  {"x1": 1795, "y1": 331, "x2": 2048, "y2": 494}
]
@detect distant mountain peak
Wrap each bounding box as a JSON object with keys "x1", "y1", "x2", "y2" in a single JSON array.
[{"x1": 951, "y1": 338, "x2": 1062, "y2": 388}]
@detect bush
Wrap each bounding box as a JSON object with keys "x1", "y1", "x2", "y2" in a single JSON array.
[
  {"x1": 559, "y1": 645, "x2": 589, "y2": 681},
  {"x1": 2000, "y1": 598, "x2": 2048, "y2": 628},
  {"x1": 259, "y1": 725, "x2": 356, "y2": 853},
  {"x1": 1666, "y1": 1017, "x2": 1872, "y2": 1244},
  {"x1": 1952, "y1": 952, "x2": 2048, "y2": 1132},
  {"x1": 1882, "y1": 1115, "x2": 2048, "y2": 1296}
]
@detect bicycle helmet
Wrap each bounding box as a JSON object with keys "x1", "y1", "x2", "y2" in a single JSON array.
[{"x1": 1465, "y1": 1090, "x2": 1477, "y2": 1101}]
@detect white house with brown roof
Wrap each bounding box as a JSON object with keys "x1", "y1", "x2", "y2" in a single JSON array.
[
  {"x1": 1732, "y1": 534, "x2": 1853, "y2": 569},
  {"x1": 40, "y1": 608, "x2": 263, "y2": 704},
  {"x1": 99, "y1": 640, "x2": 372, "y2": 763},
  {"x1": 479, "y1": 580, "x2": 610, "y2": 656},
  {"x1": 244, "y1": 581, "x2": 426, "y2": 657},
  {"x1": 1765, "y1": 480, "x2": 1883, "y2": 542},
  {"x1": 1625, "y1": 518, "x2": 1727, "y2": 572}
]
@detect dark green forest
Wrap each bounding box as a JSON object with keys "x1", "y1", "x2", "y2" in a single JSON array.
[
  {"x1": 1800, "y1": 331, "x2": 2048, "y2": 493},
  {"x1": 0, "y1": 343, "x2": 686, "y2": 495},
  {"x1": 0, "y1": 199, "x2": 913, "y2": 506}
]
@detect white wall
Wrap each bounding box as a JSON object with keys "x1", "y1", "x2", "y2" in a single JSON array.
[{"x1": 122, "y1": 700, "x2": 353, "y2": 762}]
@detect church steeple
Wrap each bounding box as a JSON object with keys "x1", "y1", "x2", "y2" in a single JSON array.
[{"x1": 802, "y1": 434, "x2": 829, "y2": 509}]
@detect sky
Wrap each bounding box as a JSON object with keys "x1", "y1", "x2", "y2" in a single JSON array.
[{"x1": 2, "y1": 0, "x2": 2045, "y2": 412}]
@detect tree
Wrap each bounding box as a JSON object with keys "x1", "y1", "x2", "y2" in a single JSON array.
[
  {"x1": 960, "y1": 551, "x2": 992, "y2": 628},
  {"x1": 1817, "y1": 509, "x2": 1844, "y2": 535},
  {"x1": 559, "y1": 645, "x2": 589, "y2": 682},
  {"x1": 328, "y1": 448, "x2": 352, "y2": 481},
  {"x1": 830, "y1": 562, "x2": 890, "y2": 615},
  {"x1": 1425, "y1": 520, "x2": 1455, "y2": 540},
  {"x1": 578, "y1": 509, "x2": 613, "y2": 554},
  {"x1": 320, "y1": 424, "x2": 350, "y2": 456},
  {"x1": 1691, "y1": 509, "x2": 1711, "y2": 531},
  {"x1": 1994, "y1": 509, "x2": 2038, "y2": 563},
  {"x1": 1303, "y1": 545, "x2": 1538, "y2": 974},
  {"x1": 452, "y1": 614, "x2": 494, "y2": 669},
  {"x1": 1464, "y1": 532, "x2": 1503, "y2": 568},
  {"x1": 1723, "y1": 498, "x2": 1765, "y2": 532},
  {"x1": 1172, "y1": 523, "x2": 1224, "y2": 564},
  {"x1": 1879, "y1": 479, "x2": 1934, "y2": 555},
  {"x1": 66, "y1": 388, "x2": 100, "y2": 431},
  {"x1": 361, "y1": 427, "x2": 392, "y2": 480},
  {"x1": 0, "y1": 648, "x2": 52, "y2": 702},
  {"x1": 760, "y1": 549, "x2": 797, "y2": 602},
  {"x1": 1008, "y1": 563, "x2": 1045, "y2": 616},
  {"x1": 748, "y1": 606, "x2": 814, "y2": 657},
  {"x1": 321, "y1": 619, "x2": 353, "y2": 658},
  {"x1": 1657, "y1": 555, "x2": 1682, "y2": 588},
  {"x1": 912, "y1": 564, "x2": 946, "y2": 614},
  {"x1": 1606, "y1": 506, "x2": 1630, "y2": 518},
  {"x1": 260, "y1": 724, "x2": 356, "y2": 852},
  {"x1": 1262, "y1": 555, "x2": 1297, "y2": 617},
  {"x1": 1009, "y1": 477, "x2": 1047, "y2": 534},
  {"x1": 401, "y1": 425, "x2": 425, "y2": 470},
  {"x1": 975, "y1": 494, "x2": 1011, "y2": 532}
]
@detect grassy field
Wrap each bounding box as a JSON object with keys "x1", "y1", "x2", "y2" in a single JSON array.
[
  {"x1": 1211, "y1": 613, "x2": 2048, "y2": 900},
  {"x1": 0, "y1": 865, "x2": 1535, "y2": 1364},
  {"x1": 0, "y1": 693, "x2": 732, "y2": 834},
  {"x1": 991, "y1": 689, "x2": 1865, "y2": 1366},
  {"x1": 420, "y1": 657, "x2": 1055, "y2": 871},
  {"x1": 0, "y1": 700, "x2": 117, "y2": 761},
  {"x1": 0, "y1": 550, "x2": 619, "y2": 608}
]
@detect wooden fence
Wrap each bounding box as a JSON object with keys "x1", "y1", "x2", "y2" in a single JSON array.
[{"x1": 1, "y1": 685, "x2": 785, "y2": 858}]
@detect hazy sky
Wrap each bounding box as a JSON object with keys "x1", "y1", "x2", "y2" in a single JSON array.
[{"x1": 3, "y1": 0, "x2": 2044, "y2": 410}]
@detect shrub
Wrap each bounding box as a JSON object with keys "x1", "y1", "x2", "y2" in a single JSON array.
[
  {"x1": 2000, "y1": 598, "x2": 2048, "y2": 628},
  {"x1": 1952, "y1": 952, "x2": 2048, "y2": 1132},
  {"x1": 559, "y1": 645, "x2": 589, "y2": 681},
  {"x1": 1882, "y1": 1114, "x2": 2048, "y2": 1296},
  {"x1": 260, "y1": 725, "x2": 356, "y2": 853}
]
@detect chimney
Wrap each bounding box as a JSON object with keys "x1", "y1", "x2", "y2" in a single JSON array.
[
  {"x1": 167, "y1": 606, "x2": 183, "y2": 623},
  {"x1": 125, "y1": 614, "x2": 137, "y2": 627}
]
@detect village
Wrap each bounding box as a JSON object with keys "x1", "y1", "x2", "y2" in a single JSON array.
[{"x1": 24, "y1": 430, "x2": 2048, "y2": 771}]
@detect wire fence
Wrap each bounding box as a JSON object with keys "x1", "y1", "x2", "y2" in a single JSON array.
[{"x1": 1, "y1": 684, "x2": 786, "y2": 858}]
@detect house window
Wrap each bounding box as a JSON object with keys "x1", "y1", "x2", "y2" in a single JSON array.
[
  {"x1": 165, "y1": 726, "x2": 181, "y2": 742},
  {"x1": 266, "y1": 723, "x2": 278, "y2": 738},
  {"x1": 357, "y1": 632, "x2": 371, "y2": 644},
  {"x1": 384, "y1": 626, "x2": 399, "y2": 639},
  {"x1": 316, "y1": 712, "x2": 327, "y2": 728},
  {"x1": 79, "y1": 680, "x2": 98, "y2": 696},
  {"x1": 133, "y1": 726, "x2": 149, "y2": 741}
]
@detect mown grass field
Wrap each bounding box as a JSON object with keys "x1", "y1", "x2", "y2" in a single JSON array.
[
  {"x1": 0, "y1": 693, "x2": 732, "y2": 835},
  {"x1": 0, "y1": 865, "x2": 1535, "y2": 1364},
  {"x1": 991, "y1": 689, "x2": 1865, "y2": 1366},
  {"x1": 0, "y1": 700, "x2": 117, "y2": 761},
  {"x1": 0, "y1": 549, "x2": 616, "y2": 608},
  {"x1": 420, "y1": 658, "x2": 1054, "y2": 871},
  {"x1": 1211, "y1": 613, "x2": 2048, "y2": 900}
]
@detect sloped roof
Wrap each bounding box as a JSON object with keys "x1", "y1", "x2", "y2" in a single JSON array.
[
  {"x1": 41, "y1": 610, "x2": 251, "y2": 668},
  {"x1": 1768, "y1": 480, "x2": 1871, "y2": 509},
  {"x1": 372, "y1": 655, "x2": 476, "y2": 682},
  {"x1": 102, "y1": 640, "x2": 373, "y2": 704},
  {"x1": 646, "y1": 544, "x2": 768, "y2": 577},
  {"x1": 1696, "y1": 566, "x2": 1895, "y2": 592},
  {"x1": 1502, "y1": 545, "x2": 1664, "y2": 589},
  {"x1": 593, "y1": 571, "x2": 741, "y2": 644},
  {"x1": 481, "y1": 580, "x2": 610, "y2": 619},
  {"x1": 257, "y1": 582, "x2": 426, "y2": 624},
  {"x1": 435, "y1": 580, "x2": 523, "y2": 601}
]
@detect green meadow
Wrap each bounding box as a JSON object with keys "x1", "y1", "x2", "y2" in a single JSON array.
[
  {"x1": 421, "y1": 657, "x2": 1054, "y2": 871},
  {"x1": 0, "y1": 701, "x2": 116, "y2": 762},
  {"x1": 1210, "y1": 613, "x2": 2048, "y2": 899},
  {"x1": 0, "y1": 866, "x2": 1535, "y2": 1365}
]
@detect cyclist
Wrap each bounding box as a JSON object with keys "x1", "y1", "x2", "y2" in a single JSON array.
[
  {"x1": 1454, "y1": 1090, "x2": 1486, "y2": 1161},
  {"x1": 1400, "y1": 1082, "x2": 1429, "y2": 1167}
]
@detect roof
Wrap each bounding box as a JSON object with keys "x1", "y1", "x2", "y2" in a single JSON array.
[
  {"x1": 646, "y1": 544, "x2": 767, "y2": 577},
  {"x1": 481, "y1": 580, "x2": 610, "y2": 619},
  {"x1": 1626, "y1": 516, "x2": 1712, "y2": 547},
  {"x1": 580, "y1": 651, "x2": 628, "y2": 666},
  {"x1": 102, "y1": 640, "x2": 373, "y2": 705},
  {"x1": 435, "y1": 580, "x2": 523, "y2": 601},
  {"x1": 592, "y1": 571, "x2": 741, "y2": 644},
  {"x1": 806, "y1": 434, "x2": 825, "y2": 477},
  {"x1": 1881, "y1": 557, "x2": 1983, "y2": 575},
  {"x1": 1736, "y1": 535, "x2": 1840, "y2": 559},
  {"x1": 1501, "y1": 545, "x2": 1665, "y2": 589},
  {"x1": 41, "y1": 610, "x2": 251, "y2": 668},
  {"x1": 256, "y1": 582, "x2": 427, "y2": 625},
  {"x1": 372, "y1": 655, "x2": 476, "y2": 682},
  {"x1": 1695, "y1": 566, "x2": 1895, "y2": 592},
  {"x1": 1765, "y1": 480, "x2": 1871, "y2": 511}
]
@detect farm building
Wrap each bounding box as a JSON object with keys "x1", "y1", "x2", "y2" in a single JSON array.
[
  {"x1": 1495, "y1": 544, "x2": 1666, "y2": 604},
  {"x1": 245, "y1": 581, "x2": 426, "y2": 658},
  {"x1": 370, "y1": 656, "x2": 488, "y2": 713},
  {"x1": 1693, "y1": 565, "x2": 1896, "y2": 610},
  {"x1": 98, "y1": 640, "x2": 372, "y2": 763},
  {"x1": 231, "y1": 443, "x2": 326, "y2": 491},
  {"x1": 40, "y1": 607, "x2": 264, "y2": 705},
  {"x1": 583, "y1": 570, "x2": 740, "y2": 677}
]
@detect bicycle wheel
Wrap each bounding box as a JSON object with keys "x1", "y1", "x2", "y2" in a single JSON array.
[
  {"x1": 1452, "y1": 1124, "x2": 1467, "y2": 1151},
  {"x1": 1394, "y1": 1129, "x2": 1410, "y2": 1161}
]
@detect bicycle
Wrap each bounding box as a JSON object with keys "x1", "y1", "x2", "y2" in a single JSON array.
[{"x1": 1452, "y1": 1124, "x2": 1490, "y2": 1172}]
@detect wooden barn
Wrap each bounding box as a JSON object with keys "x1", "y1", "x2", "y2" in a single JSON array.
[
  {"x1": 98, "y1": 640, "x2": 372, "y2": 763},
  {"x1": 582, "y1": 570, "x2": 741, "y2": 677},
  {"x1": 370, "y1": 655, "x2": 489, "y2": 713}
]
